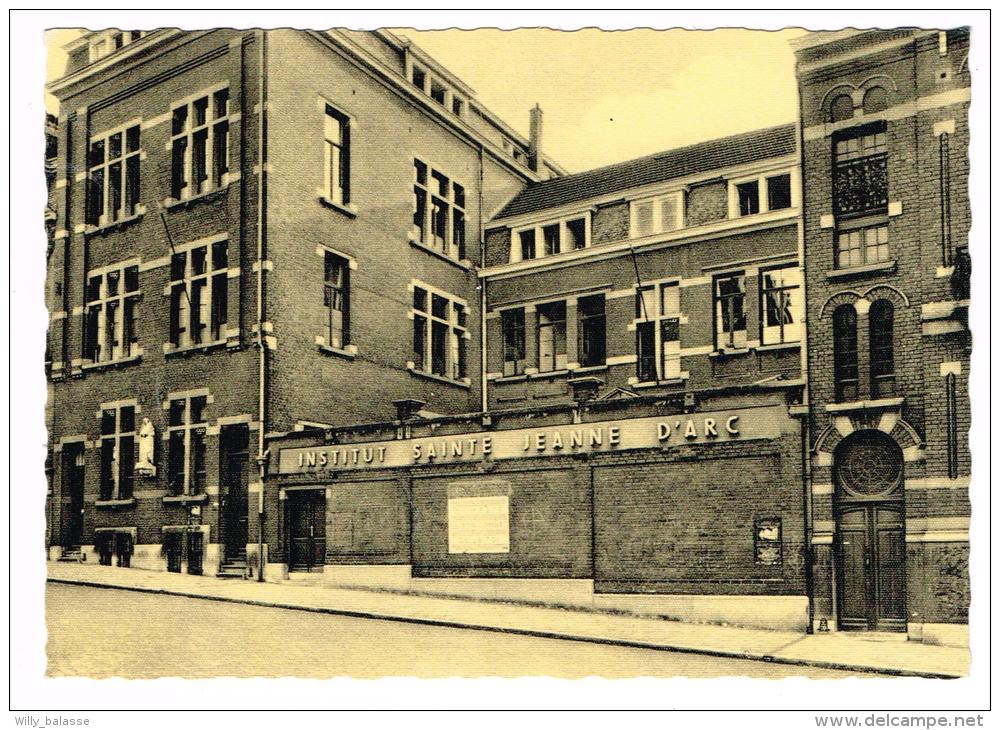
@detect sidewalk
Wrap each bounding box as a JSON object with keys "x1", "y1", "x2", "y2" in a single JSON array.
[{"x1": 47, "y1": 562, "x2": 968, "y2": 678}]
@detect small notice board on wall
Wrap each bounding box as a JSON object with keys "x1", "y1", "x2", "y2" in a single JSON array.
[{"x1": 447, "y1": 482, "x2": 511, "y2": 554}]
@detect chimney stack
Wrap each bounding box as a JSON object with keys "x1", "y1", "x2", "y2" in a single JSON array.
[{"x1": 528, "y1": 103, "x2": 543, "y2": 173}]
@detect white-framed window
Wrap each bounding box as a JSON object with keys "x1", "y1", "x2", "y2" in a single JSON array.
[
  {"x1": 89, "y1": 30, "x2": 146, "y2": 62},
  {"x1": 411, "y1": 284, "x2": 468, "y2": 380},
  {"x1": 167, "y1": 393, "x2": 208, "y2": 496},
  {"x1": 410, "y1": 63, "x2": 465, "y2": 119},
  {"x1": 99, "y1": 403, "x2": 135, "y2": 501},
  {"x1": 630, "y1": 192, "x2": 684, "y2": 238},
  {"x1": 170, "y1": 86, "x2": 230, "y2": 200},
  {"x1": 412, "y1": 160, "x2": 466, "y2": 260},
  {"x1": 729, "y1": 171, "x2": 794, "y2": 218},
  {"x1": 836, "y1": 224, "x2": 890, "y2": 269},
  {"x1": 536, "y1": 300, "x2": 567, "y2": 372},
  {"x1": 86, "y1": 123, "x2": 141, "y2": 226},
  {"x1": 759, "y1": 264, "x2": 804, "y2": 345},
  {"x1": 447, "y1": 494, "x2": 510, "y2": 554},
  {"x1": 509, "y1": 213, "x2": 590, "y2": 263},
  {"x1": 84, "y1": 262, "x2": 140, "y2": 363},
  {"x1": 169, "y1": 239, "x2": 229, "y2": 348},
  {"x1": 635, "y1": 281, "x2": 682, "y2": 382},
  {"x1": 323, "y1": 103, "x2": 350, "y2": 205},
  {"x1": 714, "y1": 272, "x2": 747, "y2": 349}
]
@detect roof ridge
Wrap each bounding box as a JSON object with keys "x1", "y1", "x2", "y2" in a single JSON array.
[{"x1": 543, "y1": 122, "x2": 797, "y2": 186}]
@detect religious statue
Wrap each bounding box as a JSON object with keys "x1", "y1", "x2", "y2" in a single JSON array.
[{"x1": 135, "y1": 417, "x2": 157, "y2": 477}]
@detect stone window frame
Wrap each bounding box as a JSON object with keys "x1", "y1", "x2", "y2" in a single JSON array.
[
  {"x1": 85, "y1": 119, "x2": 143, "y2": 227},
  {"x1": 408, "y1": 280, "x2": 471, "y2": 386},
  {"x1": 629, "y1": 190, "x2": 684, "y2": 238},
  {"x1": 83, "y1": 258, "x2": 142, "y2": 366},
  {"x1": 169, "y1": 83, "x2": 232, "y2": 202},
  {"x1": 510, "y1": 211, "x2": 592, "y2": 263},
  {"x1": 97, "y1": 398, "x2": 138, "y2": 502}
]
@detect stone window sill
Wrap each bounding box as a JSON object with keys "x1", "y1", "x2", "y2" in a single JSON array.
[
  {"x1": 632, "y1": 377, "x2": 688, "y2": 389},
  {"x1": 318, "y1": 196, "x2": 358, "y2": 219},
  {"x1": 164, "y1": 339, "x2": 228, "y2": 357},
  {"x1": 162, "y1": 185, "x2": 230, "y2": 211},
  {"x1": 162, "y1": 493, "x2": 210, "y2": 505},
  {"x1": 94, "y1": 498, "x2": 137, "y2": 510},
  {"x1": 709, "y1": 346, "x2": 751, "y2": 359},
  {"x1": 824, "y1": 396, "x2": 904, "y2": 413},
  {"x1": 84, "y1": 207, "x2": 146, "y2": 236},
  {"x1": 755, "y1": 341, "x2": 801, "y2": 353},
  {"x1": 572, "y1": 364, "x2": 609, "y2": 374},
  {"x1": 826, "y1": 260, "x2": 897, "y2": 280},
  {"x1": 317, "y1": 342, "x2": 358, "y2": 360},
  {"x1": 81, "y1": 352, "x2": 143, "y2": 371},
  {"x1": 531, "y1": 368, "x2": 571, "y2": 380},
  {"x1": 495, "y1": 373, "x2": 528, "y2": 383},
  {"x1": 408, "y1": 238, "x2": 474, "y2": 271},
  {"x1": 407, "y1": 366, "x2": 471, "y2": 389}
]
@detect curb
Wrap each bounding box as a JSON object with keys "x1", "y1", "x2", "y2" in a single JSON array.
[{"x1": 47, "y1": 577, "x2": 962, "y2": 679}]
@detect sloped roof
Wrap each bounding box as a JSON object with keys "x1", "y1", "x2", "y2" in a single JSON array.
[{"x1": 494, "y1": 123, "x2": 797, "y2": 220}]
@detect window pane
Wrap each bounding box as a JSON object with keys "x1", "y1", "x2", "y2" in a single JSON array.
[
  {"x1": 168, "y1": 400, "x2": 185, "y2": 427},
  {"x1": 431, "y1": 294, "x2": 448, "y2": 319},
  {"x1": 634, "y1": 201, "x2": 653, "y2": 236},
  {"x1": 214, "y1": 88, "x2": 230, "y2": 119},
  {"x1": 660, "y1": 196, "x2": 680, "y2": 231},
  {"x1": 108, "y1": 132, "x2": 122, "y2": 160},
  {"x1": 172, "y1": 105, "x2": 188, "y2": 135},
  {"x1": 636, "y1": 322, "x2": 656, "y2": 382},
  {"x1": 124, "y1": 265, "x2": 139, "y2": 292},
  {"x1": 413, "y1": 314, "x2": 426, "y2": 369},
  {"x1": 190, "y1": 396, "x2": 207, "y2": 423},
  {"x1": 661, "y1": 283, "x2": 680, "y2": 316},
  {"x1": 519, "y1": 229, "x2": 536, "y2": 260},
  {"x1": 193, "y1": 96, "x2": 209, "y2": 127},
  {"x1": 413, "y1": 287, "x2": 427, "y2": 312},
  {"x1": 737, "y1": 181, "x2": 760, "y2": 216},
  {"x1": 543, "y1": 224, "x2": 560, "y2": 256},
  {"x1": 566, "y1": 218, "x2": 587, "y2": 249},
  {"x1": 767, "y1": 174, "x2": 792, "y2": 211}
]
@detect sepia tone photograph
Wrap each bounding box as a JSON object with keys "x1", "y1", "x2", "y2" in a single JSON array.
[{"x1": 10, "y1": 7, "x2": 990, "y2": 721}]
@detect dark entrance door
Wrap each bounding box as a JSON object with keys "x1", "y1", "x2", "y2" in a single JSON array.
[
  {"x1": 837, "y1": 504, "x2": 906, "y2": 632},
  {"x1": 287, "y1": 490, "x2": 326, "y2": 572},
  {"x1": 220, "y1": 425, "x2": 250, "y2": 560},
  {"x1": 63, "y1": 443, "x2": 85, "y2": 548}
]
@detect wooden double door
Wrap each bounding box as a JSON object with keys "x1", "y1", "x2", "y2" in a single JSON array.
[
  {"x1": 836, "y1": 503, "x2": 906, "y2": 632},
  {"x1": 286, "y1": 490, "x2": 326, "y2": 572}
]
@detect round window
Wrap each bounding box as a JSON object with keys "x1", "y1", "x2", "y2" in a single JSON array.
[{"x1": 834, "y1": 430, "x2": 903, "y2": 499}]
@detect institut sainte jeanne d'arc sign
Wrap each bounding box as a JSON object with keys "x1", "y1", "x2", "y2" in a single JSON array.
[{"x1": 44, "y1": 27, "x2": 971, "y2": 643}]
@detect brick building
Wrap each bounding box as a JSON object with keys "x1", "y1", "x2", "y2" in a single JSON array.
[
  {"x1": 265, "y1": 124, "x2": 813, "y2": 630},
  {"x1": 792, "y1": 29, "x2": 971, "y2": 642},
  {"x1": 45, "y1": 28, "x2": 558, "y2": 576}
]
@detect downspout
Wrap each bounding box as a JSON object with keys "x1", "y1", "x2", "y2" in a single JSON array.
[
  {"x1": 478, "y1": 143, "x2": 488, "y2": 414},
  {"x1": 794, "y1": 76, "x2": 815, "y2": 633},
  {"x1": 254, "y1": 30, "x2": 269, "y2": 582}
]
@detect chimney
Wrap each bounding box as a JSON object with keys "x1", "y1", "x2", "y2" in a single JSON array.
[{"x1": 528, "y1": 103, "x2": 543, "y2": 173}]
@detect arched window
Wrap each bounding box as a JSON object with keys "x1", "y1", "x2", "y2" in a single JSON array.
[
  {"x1": 829, "y1": 94, "x2": 855, "y2": 123},
  {"x1": 862, "y1": 86, "x2": 890, "y2": 115},
  {"x1": 869, "y1": 300, "x2": 895, "y2": 398},
  {"x1": 833, "y1": 304, "x2": 859, "y2": 402}
]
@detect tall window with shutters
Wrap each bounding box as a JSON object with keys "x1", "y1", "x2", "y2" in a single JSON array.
[
  {"x1": 577, "y1": 294, "x2": 606, "y2": 368},
  {"x1": 171, "y1": 87, "x2": 230, "y2": 200},
  {"x1": 87, "y1": 124, "x2": 141, "y2": 226},
  {"x1": 169, "y1": 240, "x2": 229, "y2": 349},
  {"x1": 85, "y1": 263, "x2": 140, "y2": 363},
  {"x1": 536, "y1": 301, "x2": 567, "y2": 373},
  {"x1": 635, "y1": 282, "x2": 682, "y2": 382},
  {"x1": 99, "y1": 404, "x2": 135, "y2": 502},
  {"x1": 759, "y1": 265, "x2": 804, "y2": 345},
  {"x1": 501, "y1": 308, "x2": 526, "y2": 377},
  {"x1": 713, "y1": 273, "x2": 747, "y2": 350},
  {"x1": 167, "y1": 394, "x2": 208, "y2": 496}
]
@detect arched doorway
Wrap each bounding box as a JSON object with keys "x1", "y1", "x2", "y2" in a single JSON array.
[{"x1": 834, "y1": 429, "x2": 906, "y2": 632}]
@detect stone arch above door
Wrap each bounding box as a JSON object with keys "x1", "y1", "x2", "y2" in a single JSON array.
[{"x1": 813, "y1": 408, "x2": 923, "y2": 467}]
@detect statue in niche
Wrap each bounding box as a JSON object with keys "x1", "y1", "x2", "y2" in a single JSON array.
[{"x1": 135, "y1": 417, "x2": 157, "y2": 477}]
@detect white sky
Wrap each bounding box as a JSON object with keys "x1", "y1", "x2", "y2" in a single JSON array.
[{"x1": 46, "y1": 27, "x2": 804, "y2": 173}]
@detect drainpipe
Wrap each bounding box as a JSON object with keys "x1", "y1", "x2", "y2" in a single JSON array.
[
  {"x1": 794, "y1": 75, "x2": 815, "y2": 633},
  {"x1": 478, "y1": 143, "x2": 488, "y2": 414},
  {"x1": 254, "y1": 30, "x2": 269, "y2": 582}
]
